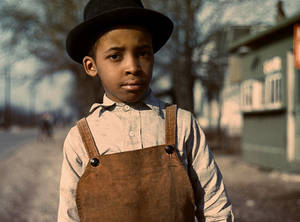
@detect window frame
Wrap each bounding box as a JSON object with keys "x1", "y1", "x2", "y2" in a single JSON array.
[
  {"x1": 240, "y1": 79, "x2": 263, "y2": 112},
  {"x1": 264, "y1": 72, "x2": 283, "y2": 109}
]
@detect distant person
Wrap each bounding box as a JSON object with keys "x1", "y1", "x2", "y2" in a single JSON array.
[
  {"x1": 39, "y1": 112, "x2": 53, "y2": 141},
  {"x1": 58, "y1": 0, "x2": 233, "y2": 221}
]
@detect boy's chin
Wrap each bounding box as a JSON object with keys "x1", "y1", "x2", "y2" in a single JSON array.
[
  {"x1": 118, "y1": 93, "x2": 145, "y2": 104},
  {"x1": 107, "y1": 90, "x2": 147, "y2": 104}
]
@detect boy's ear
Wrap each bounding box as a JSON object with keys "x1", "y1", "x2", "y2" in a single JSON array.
[{"x1": 83, "y1": 56, "x2": 98, "y2": 77}]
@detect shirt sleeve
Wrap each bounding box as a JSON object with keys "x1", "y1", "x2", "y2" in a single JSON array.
[
  {"x1": 183, "y1": 112, "x2": 234, "y2": 222},
  {"x1": 58, "y1": 127, "x2": 86, "y2": 222}
]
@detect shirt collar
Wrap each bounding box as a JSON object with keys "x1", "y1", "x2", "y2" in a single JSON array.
[{"x1": 89, "y1": 88, "x2": 162, "y2": 113}]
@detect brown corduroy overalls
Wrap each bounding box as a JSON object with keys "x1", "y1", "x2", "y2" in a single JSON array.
[{"x1": 76, "y1": 104, "x2": 195, "y2": 222}]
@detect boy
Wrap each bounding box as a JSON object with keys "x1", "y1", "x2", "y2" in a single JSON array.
[{"x1": 58, "y1": 0, "x2": 233, "y2": 221}]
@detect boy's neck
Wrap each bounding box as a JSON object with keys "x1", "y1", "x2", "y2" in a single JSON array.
[{"x1": 104, "y1": 88, "x2": 151, "y2": 105}]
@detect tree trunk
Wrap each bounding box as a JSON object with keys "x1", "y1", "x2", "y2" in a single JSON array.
[{"x1": 172, "y1": 0, "x2": 195, "y2": 113}]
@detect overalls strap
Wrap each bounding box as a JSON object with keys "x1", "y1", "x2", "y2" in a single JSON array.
[
  {"x1": 165, "y1": 104, "x2": 177, "y2": 146},
  {"x1": 77, "y1": 118, "x2": 100, "y2": 158},
  {"x1": 77, "y1": 104, "x2": 177, "y2": 158}
]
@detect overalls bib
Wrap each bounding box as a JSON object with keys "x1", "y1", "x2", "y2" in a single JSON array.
[{"x1": 76, "y1": 104, "x2": 195, "y2": 222}]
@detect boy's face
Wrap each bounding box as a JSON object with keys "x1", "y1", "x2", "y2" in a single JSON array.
[{"x1": 83, "y1": 26, "x2": 154, "y2": 103}]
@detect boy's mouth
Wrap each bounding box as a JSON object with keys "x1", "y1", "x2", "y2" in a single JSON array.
[{"x1": 121, "y1": 80, "x2": 144, "y2": 91}]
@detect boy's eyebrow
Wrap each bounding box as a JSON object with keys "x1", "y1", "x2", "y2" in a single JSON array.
[{"x1": 104, "y1": 47, "x2": 125, "y2": 54}]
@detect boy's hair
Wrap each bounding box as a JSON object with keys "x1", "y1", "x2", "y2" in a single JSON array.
[
  {"x1": 87, "y1": 48, "x2": 96, "y2": 60},
  {"x1": 87, "y1": 38, "x2": 98, "y2": 60},
  {"x1": 66, "y1": 0, "x2": 173, "y2": 64}
]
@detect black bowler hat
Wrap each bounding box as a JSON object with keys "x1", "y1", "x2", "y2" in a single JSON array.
[{"x1": 66, "y1": 0, "x2": 174, "y2": 64}]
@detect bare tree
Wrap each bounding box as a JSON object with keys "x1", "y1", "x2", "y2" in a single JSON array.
[
  {"x1": 144, "y1": 0, "x2": 259, "y2": 119},
  {"x1": 143, "y1": 0, "x2": 231, "y2": 114},
  {"x1": 0, "y1": 0, "x2": 103, "y2": 117},
  {"x1": 144, "y1": 0, "x2": 203, "y2": 112}
]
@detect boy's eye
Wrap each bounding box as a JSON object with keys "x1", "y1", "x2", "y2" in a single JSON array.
[{"x1": 108, "y1": 53, "x2": 122, "y2": 61}]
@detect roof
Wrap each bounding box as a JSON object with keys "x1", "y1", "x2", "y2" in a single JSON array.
[{"x1": 229, "y1": 12, "x2": 300, "y2": 53}]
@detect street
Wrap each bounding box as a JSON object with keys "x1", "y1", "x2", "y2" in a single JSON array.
[
  {"x1": 0, "y1": 127, "x2": 66, "y2": 222},
  {"x1": 0, "y1": 128, "x2": 299, "y2": 221},
  {"x1": 0, "y1": 128, "x2": 38, "y2": 159}
]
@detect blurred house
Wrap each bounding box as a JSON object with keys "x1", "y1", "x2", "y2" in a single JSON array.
[
  {"x1": 195, "y1": 25, "x2": 269, "y2": 135},
  {"x1": 229, "y1": 12, "x2": 300, "y2": 172}
]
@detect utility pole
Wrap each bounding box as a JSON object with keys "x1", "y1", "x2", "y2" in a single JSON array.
[
  {"x1": 4, "y1": 67, "x2": 11, "y2": 129},
  {"x1": 29, "y1": 86, "x2": 36, "y2": 125}
]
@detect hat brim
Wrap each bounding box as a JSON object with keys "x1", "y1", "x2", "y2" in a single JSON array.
[{"x1": 66, "y1": 7, "x2": 173, "y2": 64}]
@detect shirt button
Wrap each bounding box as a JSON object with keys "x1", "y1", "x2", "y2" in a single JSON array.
[
  {"x1": 165, "y1": 145, "x2": 175, "y2": 154},
  {"x1": 90, "y1": 158, "x2": 100, "y2": 167},
  {"x1": 123, "y1": 105, "x2": 130, "y2": 112},
  {"x1": 129, "y1": 131, "x2": 135, "y2": 137}
]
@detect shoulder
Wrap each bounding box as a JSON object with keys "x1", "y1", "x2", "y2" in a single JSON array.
[
  {"x1": 175, "y1": 107, "x2": 205, "y2": 142},
  {"x1": 176, "y1": 107, "x2": 195, "y2": 133},
  {"x1": 63, "y1": 122, "x2": 88, "y2": 160},
  {"x1": 176, "y1": 107, "x2": 194, "y2": 122},
  {"x1": 64, "y1": 124, "x2": 81, "y2": 150}
]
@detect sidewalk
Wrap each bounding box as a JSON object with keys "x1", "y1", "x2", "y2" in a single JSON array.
[
  {"x1": 0, "y1": 127, "x2": 68, "y2": 222},
  {"x1": 215, "y1": 153, "x2": 300, "y2": 222},
  {"x1": 0, "y1": 127, "x2": 299, "y2": 221}
]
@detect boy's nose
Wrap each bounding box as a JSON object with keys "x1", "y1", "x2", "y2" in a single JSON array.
[{"x1": 125, "y1": 56, "x2": 141, "y2": 75}]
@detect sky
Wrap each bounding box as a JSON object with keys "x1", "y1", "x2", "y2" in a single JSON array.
[
  {"x1": 0, "y1": 58, "x2": 73, "y2": 114},
  {"x1": 0, "y1": 0, "x2": 300, "y2": 115}
]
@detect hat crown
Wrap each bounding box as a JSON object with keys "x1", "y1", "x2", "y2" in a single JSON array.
[{"x1": 84, "y1": 0, "x2": 144, "y2": 21}]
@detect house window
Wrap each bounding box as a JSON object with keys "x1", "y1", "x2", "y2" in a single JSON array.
[
  {"x1": 241, "y1": 80, "x2": 263, "y2": 111},
  {"x1": 264, "y1": 73, "x2": 282, "y2": 108}
]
